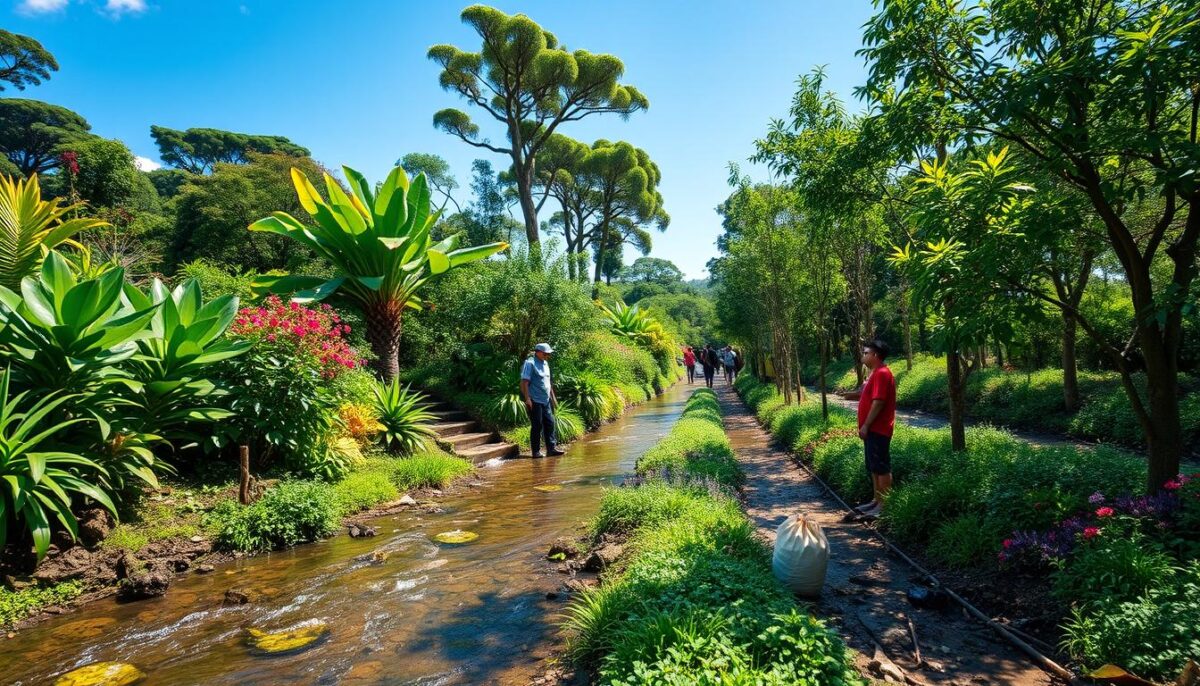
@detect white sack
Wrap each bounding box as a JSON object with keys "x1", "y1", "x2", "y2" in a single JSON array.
[{"x1": 772, "y1": 514, "x2": 829, "y2": 597}]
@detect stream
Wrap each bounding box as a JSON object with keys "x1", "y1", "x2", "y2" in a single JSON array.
[{"x1": 1, "y1": 384, "x2": 691, "y2": 685}]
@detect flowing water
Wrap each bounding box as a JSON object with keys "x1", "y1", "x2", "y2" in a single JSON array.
[{"x1": 2, "y1": 385, "x2": 691, "y2": 686}]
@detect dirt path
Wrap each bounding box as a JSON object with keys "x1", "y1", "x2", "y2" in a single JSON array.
[{"x1": 715, "y1": 384, "x2": 1057, "y2": 686}]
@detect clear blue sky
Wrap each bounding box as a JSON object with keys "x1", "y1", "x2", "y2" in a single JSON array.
[{"x1": 8, "y1": 0, "x2": 876, "y2": 279}]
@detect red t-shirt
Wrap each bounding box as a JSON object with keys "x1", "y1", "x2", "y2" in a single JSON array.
[
  {"x1": 683, "y1": 350, "x2": 695, "y2": 366},
  {"x1": 858, "y1": 364, "x2": 897, "y2": 437}
]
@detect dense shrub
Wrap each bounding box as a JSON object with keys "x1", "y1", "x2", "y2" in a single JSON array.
[
  {"x1": 175, "y1": 259, "x2": 259, "y2": 301},
  {"x1": 332, "y1": 469, "x2": 400, "y2": 514},
  {"x1": 207, "y1": 481, "x2": 340, "y2": 553},
  {"x1": 565, "y1": 388, "x2": 859, "y2": 685}
]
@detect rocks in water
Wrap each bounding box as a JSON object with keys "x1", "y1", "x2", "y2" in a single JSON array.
[
  {"x1": 196, "y1": 564, "x2": 215, "y2": 574},
  {"x1": 224, "y1": 589, "x2": 252, "y2": 605},
  {"x1": 347, "y1": 524, "x2": 377, "y2": 538},
  {"x1": 245, "y1": 620, "x2": 329, "y2": 655},
  {"x1": 432, "y1": 530, "x2": 478, "y2": 544},
  {"x1": 397, "y1": 494, "x2": 417, "y2": 506},
  {"x1": 53, "y1": 661, "x2": 145, "y2": 686},
  {"x1": 583, "y1": 543, "x2": 624, "y2": 572},
  {"x1": 547, "y1": 537, "x2": 580, "y2": 560},
  {"x1": 533, "y1": 484, "x2": 562, "y2": 493},
  {"x1": 77, "y1": 508, "x2": 114, "y2": 548},
  {"x1": 117, "y1": 560, "x2": 171, "y2": 600}
]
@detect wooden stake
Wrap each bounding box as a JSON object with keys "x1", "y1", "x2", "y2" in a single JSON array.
[
  {"x1": 239, "y1": 445, "x2": 250, "y2": 505},
  {"x1": 906, "y1": 615, "x2": 923, "y2": 667}
]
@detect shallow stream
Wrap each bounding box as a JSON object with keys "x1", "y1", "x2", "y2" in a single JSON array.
[{"x1": 1, "y1": 384, "x2": 691, "y2": 685}]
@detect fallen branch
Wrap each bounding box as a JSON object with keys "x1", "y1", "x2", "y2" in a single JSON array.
[{"x1": 906, "y1": 615, "x2": 923, "y2": 667}]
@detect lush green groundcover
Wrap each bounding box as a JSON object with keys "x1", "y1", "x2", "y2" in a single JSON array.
[
  {"x1": 563, "y1": 389, "x2": 861, "y2": 685},
  {"x1": 823, "y1": 354, "x2": 1200, "y2": 449},
  {"x1": 736, "y1": 374, "x2": 1200, "y2": 681}
]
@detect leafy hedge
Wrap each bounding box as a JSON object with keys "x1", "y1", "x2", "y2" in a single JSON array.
[
  {"x1": 564, "y1": 389, "x2": 861, "y2": 685},
  {"x1": 827, "y1": 354, "x2": 1200, "y2": 449},
  {"x1": 736, "y1": 374, "x2": 1198, "y2": 680}
]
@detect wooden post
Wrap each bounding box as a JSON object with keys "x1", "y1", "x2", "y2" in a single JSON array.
[{"x1": 239, "y1": 444, "x2": 250, "y2": 505}]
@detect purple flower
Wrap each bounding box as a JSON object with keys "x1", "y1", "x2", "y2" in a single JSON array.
[{"x1": 1088, "y1": 491, "x2": 1105, "y2": 505}]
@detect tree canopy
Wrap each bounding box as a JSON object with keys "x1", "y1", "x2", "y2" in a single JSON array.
[
  {"x1": 0, "y1": 98, "x2": 92, "y2": 175},
  {"x1": 399, "y1": 152, "x2": 461, "y2": 213},
  {"x1": 620, "y1": 256, "x2": 684, "y2": 287},
  {"x1": 0, "y1": 30, "x2": 57, "y2": 92},
  {"x1": 150, "y1": 125, "x2": 310, "y2": 174},
  {"x1": 429, "y1": 5, "x2": 648, "y2": 246}
]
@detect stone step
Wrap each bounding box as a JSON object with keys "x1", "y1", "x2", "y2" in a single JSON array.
[
  {"x1": 430, "y1": 420, "x2": 478, "y2": 437},
  {"x1": 457, "y1": 442, "x2": 519, "y2": 463},
  {"x1": 444, "y1": 432, "x2": 494, "y2": 450}
]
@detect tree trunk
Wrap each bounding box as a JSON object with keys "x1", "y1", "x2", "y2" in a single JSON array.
[
  {"x1": 1141, "y1": 334, "x2": 1183, "y2": 491},
  {"x1": 900, "y1": 279, "x2": 914, "y2": 371},
  {"x1": 516, "y1": 163, "x2": 539, "y2": 246},
  {"x1": 365, "y1": 301, "x2": 403, "y2": 383},
  {"x1": 946, "y1": 350, "x2": 967, "y2": 451},
  {"x1": 1061, "y1": 313, "x2": 1080, "y2": 411},
  {"x1": 819, "y1": 330, "x2": 830, "y2": 421}
]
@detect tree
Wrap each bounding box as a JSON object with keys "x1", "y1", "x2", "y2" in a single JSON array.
[
  {"x1": 860, "y1": 0, "x2": 1200, "y2": 491},
  {"x1": 428, "y1": 5, "x2": 648, "y2": 246},
  {"x1": 0, "y1": 30, "x2": 57, "y2": 92},
  {"x1": 620, "y1": 256, "x2": 684, "y2": 287},
  {"x1": 54, "y1": 138, "x2": 143, "y2": 209},
  {"x1": 399, "y1": 152, "x2": 461, "y2": 213},
  {"x1": 0, "y1": 99, "x2": 92, "y2": 175},
  {"x1": 463, "y1": 158, "x2": 517, "y2": 246},
  {"x1": 150, "y1": 126, "x2": 309, "y2": 174},
  {"x1": 168, "y1": 152, "x2": 330, "y2": 272},
  {"x1": 250, "y1": 164, "x2": 508, "y2": 381}
]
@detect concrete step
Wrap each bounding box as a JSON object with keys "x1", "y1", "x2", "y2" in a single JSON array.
[
  {"x1": 430, "y1": 420, "x2": 478, "y2": 437},
  {"x1": 458, "y1": 442, "x2": 519, "y2": 463},
  {"x1": 445, "y1": 432, "x2": 494, "y2": 450}
]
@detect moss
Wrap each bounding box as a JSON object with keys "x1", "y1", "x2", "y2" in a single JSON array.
[{"x1": 0, "y1": 581, "x2": 83, "y2": 626}]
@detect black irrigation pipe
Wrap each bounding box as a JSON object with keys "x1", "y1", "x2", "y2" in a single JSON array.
[{"x1": 734, "y1": 389, "x2": 1088, "y2": 686}]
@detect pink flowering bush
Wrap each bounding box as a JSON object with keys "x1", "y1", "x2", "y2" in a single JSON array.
[{"x1": 215, "y1": 297, "x2": 367, "y2": 478}]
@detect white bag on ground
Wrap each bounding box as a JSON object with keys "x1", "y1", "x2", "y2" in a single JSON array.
[{"x1": 772, "y1": 514, "x2": 829, "y2": 597}]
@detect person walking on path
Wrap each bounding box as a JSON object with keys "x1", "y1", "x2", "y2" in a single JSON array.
[
  {"x1": 520, "y1": 343, "x2": 565, "y2": 458},
  {"x1": 701, "y1": 344, "x2": 717, "y2": 388},
  {"x1": 722, "y1": 346, "x2": 738, "y2": 384},
  {"x1": 839, "y1": 339, "x2": 896, "y2": 519},
  {"x1": 683, "y1": 345, "x2": 696, "y2": 384}
]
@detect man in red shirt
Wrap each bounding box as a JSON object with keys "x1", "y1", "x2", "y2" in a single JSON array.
[{"x1": 840, "y1": 339, "x2": 896, "y2": 519}]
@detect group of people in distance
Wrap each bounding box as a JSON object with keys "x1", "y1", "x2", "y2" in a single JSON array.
[
  {"x1": 682, "y1": 344, "x2": 740, "y2": 388},
  {"x1": 519, "y1": 336, "x2": 897, "y2": 522}
]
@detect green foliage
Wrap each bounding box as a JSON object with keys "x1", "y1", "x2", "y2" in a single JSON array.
[
  {"x1": 0, "y1": 173, "x2": 106, "y2": 289},
  {"x1": 332, "y1": 468, "x2": 399, "y2": 514},
  {"x1": 927, "y1": 514, "x2": 1006, "y2": 569},
  {"x1": 150, "y1": 125, "x2": 309, "y2": 175},
  {"x1": 637, "y1": 389, "x2": 742, "y2": 488},
  {"x1": 598, "y1": 300, "x2": 665, "y2": 347},
  {"x1": 501, "y1": 407, "x2": 585, "y2": 449},
  {"x1": 383, "y1": 450, "x2": 472, "y2": 491},
  {"x1": 101, "y1": 503, "x2": 201, "y2": 553},
  {"x1": 0, "y1": 581, "x2": 82, "y2": 627},
  {"x1": 0, "y1": 29, "x2": 58, "y2": 92},
  {"x1": 556, "y1": 371, "x2": 622, "y2": 428},
  {"x1": 1052, "y1": 536, "x2": 1180, "y2": 609},
  {"x1": 566, "y1": 388, "x2": 858, "y2": 684},
  {"x1": 206, "y1": 481, "x2": 339, "y2": 553},
  {"x1": 0, "y1": 98, "x2": 91, "y2": 175},
  {"x1": 1061, "y1": 562, "x2": 1200, "y2": 682},
  {"x1": 371, "y1": 379, "x2": 435, "y2": 454},
  {"x1": 176, "y1": 260, "x2": 258, "y2": 301},
  {"x1": 57, "y1": 138, "x2": 149, "y2": 210}
]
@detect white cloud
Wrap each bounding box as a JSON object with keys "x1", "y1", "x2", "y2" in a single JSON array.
[
  {"x1": 134, "y1": 156, "x2": 161, "y2": 172},
  {"x1": 104, "y1": 0, "x2": 145, "y2": 15},
  {"x1": 17, "y1": 0, "x2": 69, "y2": 15}
]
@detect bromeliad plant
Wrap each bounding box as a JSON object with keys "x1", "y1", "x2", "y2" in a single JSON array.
[
  {"x1": 597, "y1": 301, "x2": 666, "y2": 346},
  {"x1": 371, "y1": 379, "x2": 436, "y2": 455},
  {"x1": 250, "y1": 164, "x2": 508, "y2": 381},
  {"x1": 0, "y1": 368, "x2": 115, "y2": 563}
]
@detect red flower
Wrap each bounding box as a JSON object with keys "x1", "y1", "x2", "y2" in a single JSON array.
[
  {"x1": 1095, "y1": 507, "x2": 1114, "y2": 518},
  {"x1": 1002, "y1": 539, "x2": 1013, "y2": 549},
  {"x1": 1164, "y1": 479, "x2": 1183, "y2": 491},
  {"x1": 1082, "y1": 527, "x2": 1101, "y2": 540}
]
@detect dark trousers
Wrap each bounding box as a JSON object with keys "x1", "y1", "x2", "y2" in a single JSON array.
[{"x1": 530, "y1": 402, "x2": 557, "y2": 456}]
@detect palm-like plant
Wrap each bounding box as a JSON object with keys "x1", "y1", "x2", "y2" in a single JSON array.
[
  {"x1": 372, "y1": 379, "x2": 436, "y2": 455},
  {"x1": 0, "y1": 368, "x2": 116, "y2": 562},
  {"x1": 250, "y1": 164, "x2": 507, "y2": 380},
  {"x1": 597, "y1": 300, "x2": 665, "y2": 346},
  {"x1": 0, "y1": 174, "x2": 106, "y2": 290}
]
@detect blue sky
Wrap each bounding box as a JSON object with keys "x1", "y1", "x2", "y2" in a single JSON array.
[{"x1": 8, "y1": 0, "x2": 876, "y2": 279}]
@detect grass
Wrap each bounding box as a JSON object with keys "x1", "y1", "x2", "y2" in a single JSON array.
[
  {"x1": 0, "y1": 581, "x2": 83, "y2": 627},
  {"x1": 563, "y1": 388, "x2": 861, "y2": 685},
  {"x1": 826, "y1": 353, "x2": 1200, "y2": 449}
]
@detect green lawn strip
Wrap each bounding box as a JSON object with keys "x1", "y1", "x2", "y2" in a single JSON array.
[
  {"x1": 564, "y1": 388, "x2": 862, "y2": 684},
  {"x1": 822, "y1": 354, "x2": 1200, "y2": 448},
  {"x1": 735, "y1": 373, "x2": 1199, "y2": 680}
]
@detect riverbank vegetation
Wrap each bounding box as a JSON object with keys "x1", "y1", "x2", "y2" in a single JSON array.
[
  {"x1": 736, "y1": 374, "x2": 1199, "y2": 680},
  {"x1": 563, "y1": 389, "x2": 861, "y2": 684}
]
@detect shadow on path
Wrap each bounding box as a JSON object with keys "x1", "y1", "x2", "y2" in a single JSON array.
[{"x1": 715, "y1": 384, "x2": 1055, "y2": 686}]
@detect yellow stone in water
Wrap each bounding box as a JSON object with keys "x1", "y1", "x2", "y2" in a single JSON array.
[
  {"x1": 432, "y1": 530, "x2": 478, "y2": 544},
  {"x1": 245, "y1": 620, "x2": 329, "y2": 655},
  {"x1": 54, "y1": 662, "x2": 145, "y2": 686},
  {"x1": 533, "y1": 484, "x2": 562, "y2": 492}
]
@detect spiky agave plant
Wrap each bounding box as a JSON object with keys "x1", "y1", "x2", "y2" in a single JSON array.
[
  {"x1": 250, "y1": 165, "x2": 507, "y2": 381},
  {"x1": 596, "y1": 300, "x2": 665, "y2": 346},
  {"x1": 371, "y1": 379, "x2": 436, "y2": 455}
]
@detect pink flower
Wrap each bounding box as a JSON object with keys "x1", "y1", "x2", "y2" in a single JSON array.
[
  {"x1": 1082, "y1": 527, "x2": 1100, "y2": 540},
  {"x1": 1164, "y1": 479, "x2": 1183, "y2": 491},
  {"x1": 1002, "y1": 539, "x2": 1013, "y2": 549},
  {"x1": 266, "y1": 334, "x2": 276, "y2": 342},
  {"x1": 1095, "y1": 507, "x2": 1114, "y2": 518}
]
